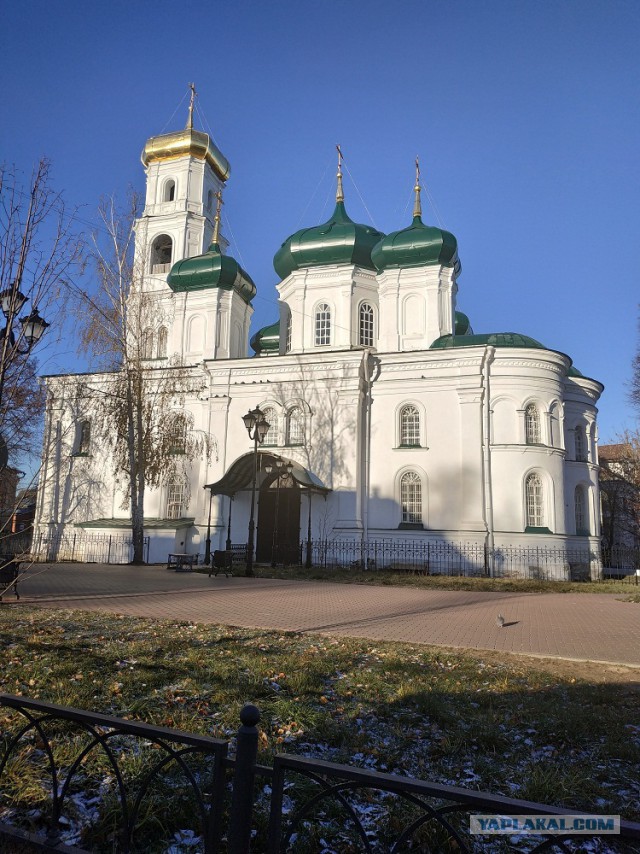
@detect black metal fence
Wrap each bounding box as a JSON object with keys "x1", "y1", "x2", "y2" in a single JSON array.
[
  {"x1": 307, "y1": 538, "x2": 600, "y2": 581},
  {"x1": 1, "y1": 695, "x2": 639, "y2": 853},
  {"x1": 26, "y1": 531, "x2": 150, "y2": 564}
]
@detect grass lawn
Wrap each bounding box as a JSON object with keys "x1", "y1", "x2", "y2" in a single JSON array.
[
  {"x1": 0, "y1": 607, "x2": 638, "y2": 850},
  {"x1": 235, "y1": 564, "x2": 640, "y2": 602}
]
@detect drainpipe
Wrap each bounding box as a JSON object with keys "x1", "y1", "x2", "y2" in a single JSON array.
[{"x1": 481, "y1": 346, "x2": 496, "y2": 576}]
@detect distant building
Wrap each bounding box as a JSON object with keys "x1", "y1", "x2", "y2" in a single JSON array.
[
  {"x1": 0, "y1": 466, "x2": 21, "y2": 533},
  {"x1": 599, "y1": 443, "x2": 640, "y2": 551},
  {"x1": 33, "y1": 107, "x2": 603, "y2": 577}
]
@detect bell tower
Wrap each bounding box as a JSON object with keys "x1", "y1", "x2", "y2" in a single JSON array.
[{"x1": 135, "y1": 84, "x2": 231, "y2": 293}]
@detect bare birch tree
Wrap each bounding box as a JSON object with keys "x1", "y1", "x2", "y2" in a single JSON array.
[
  {"x1": 0, "y1": 159, "x2": 82, "y2": 464},
  {"x1": 76, "y1": 194, "x2": 213, "y2": 563}
]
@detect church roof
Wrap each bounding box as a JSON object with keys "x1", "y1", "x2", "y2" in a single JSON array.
[
  {"x1": 371, "y1": 215, "x2": 457, "y2": 271},
  {"x1": 273, "y1": 200, "x2": 385, "y2": 279},
  {"x1": 430, "y1": 332, "x2": 546, "y2": 349},
  {"x1": 167, "y1": 241, "x2": 256, "y2": 304},
  {"x1": 141, "y1": 128, "x2": 230, "y2": 182},
  {"x1": 250, "y1": 320, "x2": 280, "y2": 355},
  {"x1": 206, "y1": 451, "x2": 330, "y2": 496}
]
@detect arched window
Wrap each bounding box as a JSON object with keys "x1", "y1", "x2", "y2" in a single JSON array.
[
  {"x1": 139, "y1": 328, "x2": 153, "y2": 360},
  {"x1": 164, "y1": 180, "x2": 176, "y2": 202},
  {"x1": 315, "y1": 304, "x2": 331, "y2": 346},
  {"x1": 166, "y1": 478, "x2": 186, "y2": 520},
  {"x1": 207, "y1": 189, "x2": 214, "y2": 211},
  {"x1": 75, "y1": 420, "x2": 91, "y2": 455},
  {"x1": 525, "y1": 472, "x2": 544, "y2": 528},
  {"x1": 400, "y1": 471, "x2": 422, "y2": 524},
  {"x1": 575, "y1": 485, "x2": 588, "y2": 535},
  {"x1": 150, "y1": 234, "x2": 173, "y2": 274},
  {"x1": 359, "y1": 303, "x2": 374, "y2": 347},
  {"x1": 287, "y1": 407, "x2": 304, "y2": 445},
  {"x1": 262, "y1": 407, "x2": 278, "y2": 446},
  {"x1": 400, "y1": 404, "x2": 420, "y2": 447},
  {"x1": 525, "y1": 404, "x2": 541, "y2": 445},
  {"x1": 157, "y1": 326, "x2": 168, "y2": 358},
  {"x1": 141, "y1": 328, "x2": 153, "y2": 360},
  {"x1": 575, "y1": 426, "x2": 586, "y2": 461}
]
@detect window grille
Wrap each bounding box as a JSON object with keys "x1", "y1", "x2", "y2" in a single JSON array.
[
  {"x1": 77, "y1": 421, "x2": 91, "y2": 455},
  {"x1": 141, "y1": 329, "x2": 153, "y2": 360},
  {"x1": 287, "y1": 407, "x2": 304, "y2": 445},
  {"x1": 262, "y1": 407, "x2": 278, "y2": 446},
  {"x1": 401, "y1": 471, "x2": 422, "y2": 523},
  {"x1": 315, "y1": 304, "x2": 331, "y2": 346},
  {"x1": 285, "y1": 317, "x2": 292, "y2": 353},
  {"x1": 525, "y1": 472, "x2": 544, "y2": 527},
  {"x1": 157, "y1": 327, "x2": 168, "y2": 358},
  {"x1": 400, "y1": 405, "x2": 420, "y2": 447},
  {"x1": 525, "y1": 404, "x2": 541, "y2": 444},
  {"x1": 575, "y1": 486, "x2": 588, "y2": 534},
  {"x1": 166, "y1": 480, "x2": 185, "y2": 520},
  {"x1": 359, "y1": 303, "x2": 374, "y2": 347},
  {"x1": 168, "y1": 418, "x2": 187, "y2": 454},
  {"x1": 575, "y1": 426, "x2": 586, "y2": 461}
]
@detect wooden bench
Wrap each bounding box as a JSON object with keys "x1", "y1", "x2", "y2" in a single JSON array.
[
  {"x1": 167, "y1": 553, "x2": 198, "y2": 572},
  {"x1": 0, "y1": 556, "x2": 20, "y2": 602}
]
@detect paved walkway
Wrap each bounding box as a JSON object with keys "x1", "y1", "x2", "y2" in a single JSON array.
[{"x1": 7, "y1": 563, "x2": 640, "y2": 668}]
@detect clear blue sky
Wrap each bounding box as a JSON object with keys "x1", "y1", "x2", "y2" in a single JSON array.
[{"x1": 2, "y1": 0, "x2": 639, "y2": 442}]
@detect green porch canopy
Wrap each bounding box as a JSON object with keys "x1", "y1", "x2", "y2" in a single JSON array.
[{"x1": 205, "y1": 451, "x2": 330, "y2": 497}]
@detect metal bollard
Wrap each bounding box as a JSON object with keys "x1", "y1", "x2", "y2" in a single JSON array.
[{"x1": 228, "y1": 704, "x2": 260, "y2": 854}]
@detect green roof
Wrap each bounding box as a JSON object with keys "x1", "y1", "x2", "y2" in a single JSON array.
[
  {"x1": 250, "y1": 319, "x2": 280, "y2": 355},
  {"x1": 168, "y1": 242, "x2": 256, "y2": 304},
  {"x1": 454, "y1": 310, "x2": 472, "y2": 336},
  {"x1": 371, "y1": 215, "x2": 457, "y2": 272},
  {"x1": 430, "y1": 332, "x2": 546, "y2": 350},
  {"x1": 273, "y1": 201, "x2": 385, "y2": 279}
]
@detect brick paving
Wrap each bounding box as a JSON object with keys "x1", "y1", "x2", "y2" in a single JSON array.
[{"x1": 9, "y1": 562, "x2": 640, "y2": 668}]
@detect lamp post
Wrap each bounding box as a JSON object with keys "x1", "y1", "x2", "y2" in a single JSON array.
[
  {"x1": 204, "y1": 488, "x2": 214, "y2": 565},
  {"x1": 0, "y1": 283, "x2": 50, "y2": 412},
  {"x1": 242, "y1": 407, "x2": 270, "y2": 577}
]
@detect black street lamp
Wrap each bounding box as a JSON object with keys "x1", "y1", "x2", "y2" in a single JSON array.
[
  {"x1": 204, "y1": 488, "x2": 214, "y2": 565},
  {"x1": 0, "y1": 283, "x2": 50, "y2": 411},
  {"x1": 242, "y1": 407, "x2": 270, "y2": 577}
]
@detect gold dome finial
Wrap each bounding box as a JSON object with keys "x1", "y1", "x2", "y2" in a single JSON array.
[
  {"x1": 186, "y1": 82, "x2": 196, "y2": 130},
  {"x1": 336, "y1": 144, "x2": 344, "y2": 203},
  {"x1": 413, "y1": 156, "x2": 422, "y2": 219},
  {"x1": 212, "y1": 189, "x2": 223, "y2": 244}
]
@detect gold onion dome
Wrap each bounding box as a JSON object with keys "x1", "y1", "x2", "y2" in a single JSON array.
[
  {"x1": 141, "y1": 129, "x2": 230, "y2": 182},
  {"x1": 371, "y1": 160, "x2": 457, "y2": 272},
  {"x1": 273, "y1": 147, "x2": 385, "y2": 279}
]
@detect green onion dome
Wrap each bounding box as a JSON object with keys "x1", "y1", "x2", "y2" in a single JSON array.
[
  {"x1": 168, "y1": 241, "x2": 256, "y2": 304},
  {"x1": 454, "y1": 310, "x2": 473, "y2": 336},
  {"x1": 250, "y1": 320, "x2": 280, "y2": 356},
  {"x1": 371, "y1": 214, "x2": 457, "y2": 272},
  {"x1": 273, "y1": 201, "x2": 385, "y2": 280},
  {"x1": 430, "y1": 332, "x2": 545, "y2": 350}
]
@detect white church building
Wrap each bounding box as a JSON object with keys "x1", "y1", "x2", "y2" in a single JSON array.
[{"x1": 34, "y1": 110, "x2": 603, "y2": 578}]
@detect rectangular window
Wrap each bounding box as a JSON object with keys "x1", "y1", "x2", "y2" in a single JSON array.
[{"x1": 166, "y1": 481, "x2": 185, "y2": 520}]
